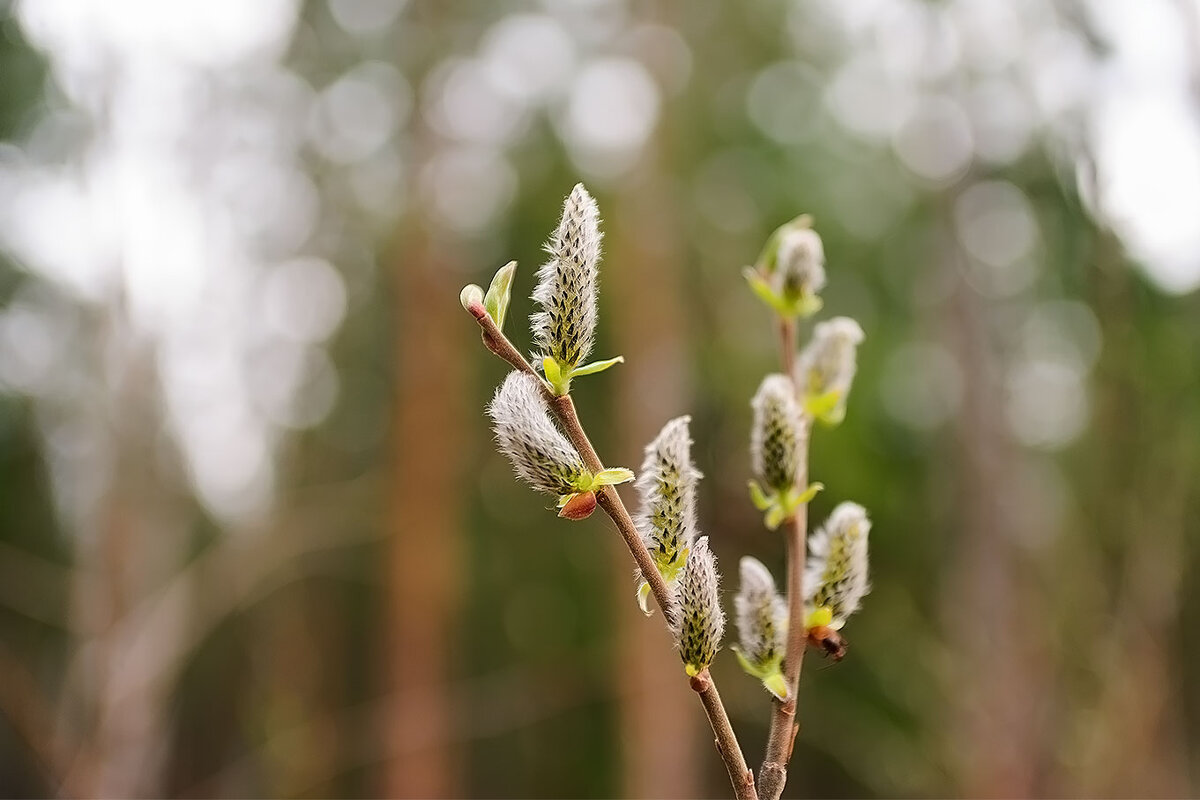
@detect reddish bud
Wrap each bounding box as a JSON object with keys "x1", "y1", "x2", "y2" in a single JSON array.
[{"x1": 558, "y1": 491, "x2": 597, "y2": 520}]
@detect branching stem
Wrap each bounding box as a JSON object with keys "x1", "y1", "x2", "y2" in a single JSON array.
[
  {"x1": 757, "y1": 317, "x2": 812, "y2": 800},
  {"x1": 465, "y1": 301, "x2": 757, "y2": 800}
]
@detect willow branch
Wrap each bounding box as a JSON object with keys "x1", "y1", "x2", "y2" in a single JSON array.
[
  {"x1": 464, "y1": 301, "x2": 756, "y2": 799},
  {"x1": 757, "y1": 317, "x2": 811, "y2": 800},
  {"x1": 692, "y1": 670, "x2": 757, "y2": 800}
]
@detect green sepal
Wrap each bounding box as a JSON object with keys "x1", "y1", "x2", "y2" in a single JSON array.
[
  {"x1": 804, "y1": 389, "x2": 843, "y2": 424},
  {"x1": 460, "y1": 283, "x2": 484, "y2": 310},
  {"x1": 542, "y1": 356, "x2": 571, "y2": 396},
  {"x1": 591, "y1": 467, "x2": 634, "y2": 487},
  {"x1": 570, "y1": 355, "x2": 624, "y2": 378},
  {"x1": 790, "y1": 482, "x2": 824, "y2": 506},
  {"x1": 566, "y1": 469, "x2": 596, "y2": 493},
  {"x1": 654, "y1": 547, "x2": 688, "y2": 582},
  {"x1": 748, "y1": 480, "x2": 773, "y2": 511},
  {"x1": 733, "y1": 648, "x2": 790, "y2": 700},
  {"x1": 733, "y1": 647, "x2": 759, "y2": 677},
  {"x1": 764, "y1": 503, "x2": 787, "y2": 531},
  {"x1": 761, "y1": 670, "x2": 789, "y2": 701},
  {"x1": 790, "y1": 292, "x2": 824, "y2": 318},
  {"x1": 820, "y1": 404, "x2": 846, "y2": 426},
  {"x1": 684, "y1": 662, "x2": 702, "y2": 678},
  {"x1": 636, "y1": 580, "x2": 653, "y2": 616},
  {"x1": 752, "y1": 482, "x2": 821, "y2": 530},
  {"x1": 483, "y1": 261, "x2": 516, "y2": 329},
  {"x1": 742, "y1": 267, "x2": 823, "y2": 320},
  {"x1": 743, "y1": 267, "x2": 793, "y2": 317}
]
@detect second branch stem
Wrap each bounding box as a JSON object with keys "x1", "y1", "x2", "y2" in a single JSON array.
[{"x1": 757, "y1": 317, "x2": 811, "y2": 800}]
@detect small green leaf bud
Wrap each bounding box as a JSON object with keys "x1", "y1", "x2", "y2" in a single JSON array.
[{"x1": 484, "y1": 261, "x2": 517, "y2": 329}]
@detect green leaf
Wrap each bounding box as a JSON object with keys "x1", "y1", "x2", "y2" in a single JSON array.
[
  {"x1": 569, "y1": 355, "x2": 624, "y2": 377},
  {"x1": 483, "y1": 261, "x2": 517, "y2": 329},
  {"x1": 748, "y1": 480, "x2": 773, "y2": 511},
  {"x1": 792, "y1": 482, "x2": 825, "y2": 506},
  {"x1": 459, "y1": 284, "x2": 484, "y2": 311},
  {"x1": 542, "y1": 356, "x2": 570, "y2": 395},
  {"x1": 592, "y1": 467, "x2": 634, "y2": 487}
]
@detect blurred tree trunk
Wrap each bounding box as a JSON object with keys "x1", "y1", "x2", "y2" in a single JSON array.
[
  {"x1": 383, "y1": 191, "x2": 466, "y2": 798},
  {"x1": 607, "y1": 150, "x2": 701, "y2": 797},
  {"x1": 938, "y1": 204, "x2": 1048, "y2": 798},
  {"x1": 1063, "y1": 228, "x2": 1192, "y2": 797},
  {"x1": 70, "y1": 326, "x2": 188, "y2": 798}
]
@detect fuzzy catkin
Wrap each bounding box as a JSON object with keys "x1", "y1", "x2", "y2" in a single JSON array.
[
  {"x1": 531, "y1": 183, "x2": 601, "y2": 368},
  {"x1": 751, "y1": 374, "x2": 805, "y2": 492},
  {"x1": 734, "y1": 556, "x2": 787, "y2": 668},
  {"x1": 795, "y1": 317, "x2": 864, "y2": 404},
  {"x1": 805, "y1": 502, "x2": 871, "y2": 629},
  {"x1": 774, "y1": 227, "x2": 826, "y2": 299},
  {"x1": 674, "y1": 536, "x2": 725, "y2": 675},
  {"x1": 635, "y1": 416, "x2": 701, "y2": 579},
  {"x1": 488, "y1": 371, "x2": 588, "y2": 495}
]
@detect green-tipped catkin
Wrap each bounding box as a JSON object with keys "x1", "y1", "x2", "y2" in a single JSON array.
[
  {"x1": 734, "y1": 556, "x2": 788, "y2": 671},
  {"x1": 531, "y1": 183, "x2": 601, "y2": 369},
  {"x1": 795, "y1": 317, "x2": 864, "y2": 423},
  {"x1": 674, "y1": 536, "x2": 725, "y2": 676},
  {"x1": 805, "y1": 502, "x2": 871, "y2": 630},
  {"x1": 488, "y1": 371, "x2": 589, "y2": 495},
  {"x1": 636, "y1": 416, "x2": 701, "y2": 583},
  {"x1": 751, "y1": 374, "x2": 805, "y2": 492},
  {"x1": 774, "y1": 227, "x2": 826, "y2": 299}
]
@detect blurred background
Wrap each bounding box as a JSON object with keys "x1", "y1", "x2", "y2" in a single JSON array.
[{"x1": 1, "y1": 0, "x2": 1198, "y2": 797}]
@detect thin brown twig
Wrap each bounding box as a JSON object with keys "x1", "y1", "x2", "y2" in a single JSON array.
[
  {"x1": 757, "y1": 317, "x2": 812, "y2": 800},
  {"x1": 691, "y1": 670, "x2": 756, "y2": 800},
  {"x1": 464, "y1": 300, "x2": 757, "y2": 800}
]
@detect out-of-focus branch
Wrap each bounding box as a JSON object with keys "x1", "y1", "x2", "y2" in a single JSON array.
[
  {"x1": 0, "y1": 645, "x2": 86, "y2": 798},
  {"x1": 463, "y1": 300, "x2": 757, "y2": 800}
]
